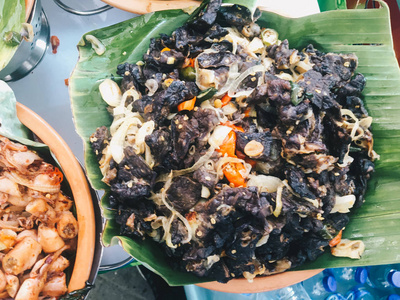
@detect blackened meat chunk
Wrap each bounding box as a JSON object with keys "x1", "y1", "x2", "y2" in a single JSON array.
[
  {"x1": 193, "y1": 108, "x2": 219, "y2": 145},
  {"x1": 116, "y1": 63, "x2": 145, "y2": 93},
  {"x1": 337, "y1": 73, "x2": 367, "y2": 100},
  {"x1": 197, "y1": 51, "x2": 237, "y2": 68},
  {"x1": 210, "y1": 41, "x2": 233, "y2": 53},
  {"x1": 174, "y1": 26, "x2": 204, "y2": 51},
  {"x1": 206, "y1": 24, "x2": 228, "y2": 40},
  {"x1": 236, "y1": 131, "x2": 281, "y2": 162},
  {"x1": 246, "y1": 84, "x2": 268, "y2": 105},
  {"x1": 285, "y1": 166, "x2": 316, "y2": 200},
  {"x1": 188, "y1": 0, "x2": 222, "y2": 33},
  {"x1": 268, "y1": 79, "x2": 292, "y2": 106},
  {"x1": 298, "y1": 70, "x2": 335, "y2": 110},
  {"x1": 90, "y1": 126, "x2": 110, "y2": 160},
  {"x1": 167, "y1": 176, "x2": 202, "y2": 213},
  {"x1": 256, "y1": 104, "x2": 278, "y2": 129},
  {"x1": 278, "y1": 100, "x2": 311, "y2": 125},
  {"x1": 171, "y1": 114, "x2": 200, "y2": 160},
  {"x1": 111, "y1": 147, "x2": 156, "y2": 204},
  {"x1": 267, "y1": 40, "x2": 294, "y2": 70},
  {"x1": 323, "y1": 116, "x2": 352, "y2": 164},
  {"x1": 313, "y1": 53, "x2": 358, "y2": 85},
  {"x1": 193, "y1": 166, "x2": 217, "y2": 190},
  {"x1": 164, "y1": 80, "x2": 199, "y2": 107},
  {"x1": 116, "y1": 202, "x2": 155, "y2": 238},
  {"x1": 343, "y1": 96, "x2": 369, "y2": 118},
  {"x1": 170, "y1": 219, "x2": 189, "y2": 245},
  {"x1": 132, "y1": 93, "x2": 170, "y2": 125},
  {"x1": 217, "y1": 4, "x2": 253, "y2": 27},
  {"x1": 159, "y1": 49, "x2": 185, "y2": 67},
  {"x1": 145, "y1": 129, "x2": 171, "y2": 165}
]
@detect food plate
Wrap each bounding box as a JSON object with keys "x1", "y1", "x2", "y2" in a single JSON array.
[
  {"x1": 69, "y1": 0, "x2": 400, "y2": 292},
  {"x1": 101, "y1": 0, "x2": 320, "y2": 17},
  {"x1": 15, "y1": 102, "x2": 98, "y2": 293}
]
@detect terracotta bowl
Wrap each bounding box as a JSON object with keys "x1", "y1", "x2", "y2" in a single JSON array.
[
  {"x1": 16, "y1": 102, "x2": 97, "y2": 293},
  {"x1": 196, "y1": 269, "x2": 323, "y2": 293}
]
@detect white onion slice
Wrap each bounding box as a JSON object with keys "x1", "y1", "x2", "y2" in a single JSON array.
[
  {"x1": 227, "y1": 64, "x2": 265, "y2": 98},
  {"x1": 208, "y1": 125, "x2": 232, "y2": 149}
]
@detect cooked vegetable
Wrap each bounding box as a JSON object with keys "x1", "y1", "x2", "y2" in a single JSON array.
[{"x1": 88, "y1": 0, "x2": 378, "y2": 284}]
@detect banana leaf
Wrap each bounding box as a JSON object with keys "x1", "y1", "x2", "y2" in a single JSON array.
[
  {"x1": 0, "y1": 0, "x2": 25, "y2": 71},
  {"x1": 69, "y1": 1, "x2": 400, "y2": 286}
]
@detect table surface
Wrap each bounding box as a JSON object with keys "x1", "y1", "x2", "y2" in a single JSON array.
[{"x1": 7, "y1": 0, "x2": 320, "y2": 297}]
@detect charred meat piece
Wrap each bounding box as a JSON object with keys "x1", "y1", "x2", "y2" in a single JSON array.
[
  {"x1": 267, "y1": 40, "x2": 294, "y2": 70},
  {"x1": 236, "y1": 131, "x2": 281, "y2": 162},
  {"x1": 132, "y1": 92, "x2": 170, "y2": 125},
  {"x1": 193, "y1": 166, "x2": 217, "y2": 190},
  {"x1": 110, "y1": 147, "x2": 156, "y2": 203},
  {"x1": 206, "y1": 24, "x2": 228, "y2": 40},
  {"x1": 116, "y1": 202, "x2": 155, "y2": 238},
  {"x1": 116, "y1": 62, "x2": 145, "y2": 93},
  {"x1": 267, "y1": 79, "x2": 292, "y2": 106},
  {"x1": 285, "y1": 166, "x2": 316, "y2": 200},
  {"x1": 197, "y1": 51, "x2": 237, "y2": 69},
  {"x1": 278, "y1": 100, "x2": 311, "y2": 125},
  {"x1": 167, "y1": 176, "x2": 202, "y2": 213},
  {"x1": 188, "y1": 0, "x2": 222, "y2": 33},
  {"x1": 192, "y1": 108, "x2": 219, "y2": 146},
  {"x1": 323, "y1": 115, "x2": 352, "y2": 164},
  {"x1": 174, "y1": 25, "x2": 204, "y2": 51},
  {"x1": 313, "y1": 53, "x2": 358, "y2": 86},
  {"x1": 246, "y1": 84, "x2": 268, "y2": 105},
  {"x1": 217, "y1": 4, "x2": 254, "y2": 28},
  {"x1": 164, "y1": 80, "x2": 199, "y2": 107},
  {"x1": 256, "y1": 104, "x2": 278, "y2": 129},
  {"x1": 145, "y1": 129, "x2": 172, "y2": 165},
  {"x1": 298, "y1": 70, "x2": 336, "y2": 110},
  {"x1": 337, "y1": 73, "x2": 367, "y2": 100},
  {"x1": 343, "y1": 96, "x2": 369, "y2": 118},
  {"x1": 90, "y1": 126, "x2": 110, "y2": 160},
  {"x1": 170, "y1": 114, "x2": 200, "y2": 161}
]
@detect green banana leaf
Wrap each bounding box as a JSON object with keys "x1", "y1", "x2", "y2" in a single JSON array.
[
  {"x1": 0, "y1": 0, "x2": 25, "y2": 70},
  {"x1": 69, "y1": 1, "x2": 400, "y2": 286},
  {"x1": 318, "y1": 0, "x2": 347, "y2": 11}
]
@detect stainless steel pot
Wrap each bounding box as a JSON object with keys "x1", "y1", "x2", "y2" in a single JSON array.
[{"x1": 0, "y1": 0, "x2": 50, "y2": 81}]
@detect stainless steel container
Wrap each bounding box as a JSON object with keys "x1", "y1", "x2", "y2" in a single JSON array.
[{"x1": 0, "y1": 0, "x2": 50, "y2": 81}]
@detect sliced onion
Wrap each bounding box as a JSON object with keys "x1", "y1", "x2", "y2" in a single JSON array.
[
  {"x1": 99, "y1": 79, "x2": 121, "y2": 107},
  {"x1": 331, "y1": 194, "x2": 356, "y2": 213},
  {"x1": 214, "y1": 62, "x2": 239, "y2": 97},
  {"x1": 145, "y1": 79, "x2": 158, "y2": 96},
  {"x1": 208, "y1": 125, "x2": 232, "y2": 149},
  {"x1": 247, "y1": 174, "x2": 282, "y2": 193},
  {"x1": 222, "y1": 101, "x2": 238, "y2": 116},
  {"x1": 227, "y1": 64, "x2": 265, "y2": 98},
  {"x1": 135, "y1": 121, "x2": 155, "y2": 155},
  {"x1": 110, "y1": 118, "x2": 142, "y2": 163}
]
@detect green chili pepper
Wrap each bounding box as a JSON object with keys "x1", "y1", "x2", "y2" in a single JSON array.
[
  {"x1": 180, "y1": 66, "x2": 196, "y2": 81},
  {"x1": 197, "y1": 87, "x2": 217, "y2": 102},
  {"x1": 290, "y1": 82, "x2": 303, "y2": 106}
]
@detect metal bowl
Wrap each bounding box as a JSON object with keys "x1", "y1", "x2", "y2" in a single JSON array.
[{"x1": 0, "y1": 0, "x2": 50, "y2": 82}]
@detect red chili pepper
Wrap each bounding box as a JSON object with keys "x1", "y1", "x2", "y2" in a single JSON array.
[
  {"x1": 221, "y1": 94, "x2": 232, "y2": 107},
  {"x1": 217, "y1": 131, "x2": 236, "y2": 157},
  {"x1": 329, "y1": 230, "x2": 343, "y2": 247},
  {"x1": 50, "y1": 35, "x2": 60, "y2": 54},
  {"x1": 223, "y1": 162, "x2": 247, "y2": 187},
  {"x1": 221, "y1": 121, "x2": 244, "y2": 132},
  {"x1": 236, "y1": 150, "x2": 257, "y2": 167}
]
